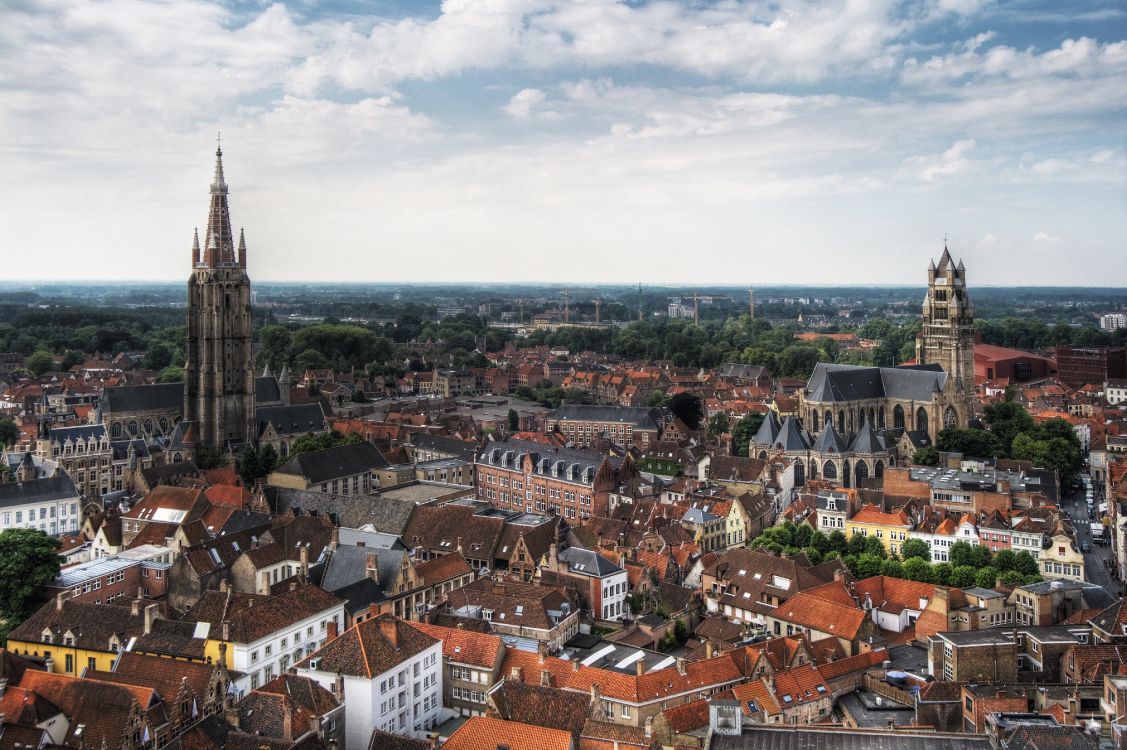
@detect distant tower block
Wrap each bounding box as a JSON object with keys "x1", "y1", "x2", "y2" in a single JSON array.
[
  {"x1": 693, "y1": 291, "x2": 700, "y2": 325},
  {"x1": 748, "y1": 288, "x2": 756, "y2": 319},
  {"x1": 563, "y1": 289, "x2": 571, "y2": 324},
  {"x1": 593, "y1": 299, "x2": 601, "y2": 324},
  {"x1": 638, "y1": 283, "x2": 643, "y2": 321}
]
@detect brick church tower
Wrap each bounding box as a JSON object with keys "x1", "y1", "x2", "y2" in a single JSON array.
[
  {"x1": 917, "y1": 244, "x2": 976, "y2": 397},
  {"x1": 184, "y1": 146, "x2": 255, "y2": 449}
]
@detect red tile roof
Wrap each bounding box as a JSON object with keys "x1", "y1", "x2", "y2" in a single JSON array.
[{"x1": 443, "y1": 716, "x2": 572, "y2": 750}]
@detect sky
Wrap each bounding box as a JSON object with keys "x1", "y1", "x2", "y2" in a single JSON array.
[{"x1": 1, "y1": 0, "x2": 1125, "y2": 286}]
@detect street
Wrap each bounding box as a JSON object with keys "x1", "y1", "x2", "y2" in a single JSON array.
[{"x1": 1062, "y1": 483, "x2": 1118, "y2": 594}]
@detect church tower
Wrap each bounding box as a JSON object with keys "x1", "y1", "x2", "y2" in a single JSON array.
[
  {"x1": 917, "y1": 244, "x2": 975, "y2": 392},
  {"x1": 184, "y1": 145, "x2": 255, "y2": 449}
]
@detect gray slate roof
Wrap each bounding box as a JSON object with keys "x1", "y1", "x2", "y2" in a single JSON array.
[
  {"x1": 254, "y1": 375, "x2": 281, "y2": 404},
  {"x1": 806, "y1": 363, "x2": 947, "y2": 404},
  {"x1": 710, "y1": 726, "x2": 989, "y2": 750},
  {"x1": 101, "y1": 383, "x2": 183, "y2": 413},
  {"x1": 753, "y1": 412, "x2": 781, "y2": 446},
  {"x1": 0, "y1": 475, "x2": 79, "y2": 508},
  {"x1": 558, "y1": 546, "x2": 622, "y2": 578},
  {"x1": 319, "y1": 544, "x2": 407, "y2": 593},
  {"x1": 811, "y1": 422, "x2": 848, "y2": 454},
  {"x1": 848, "y1": 422, "x2": 886, "y2": 454},
  {"x1": 256, "y1": 403, "x2": 327, "y2": 437},
  {"x1": 265, "y1": 487, "x2": 418, "y2": 534},
  {"x1": 273, "y1": 441, "x2": 388, "y2": 484},
  {"x1": 546, "y1": 405, "x2": 662, "y2": 429},
  {"x1": 772, "y1": 416, "x2": 810, "y2": 451}
]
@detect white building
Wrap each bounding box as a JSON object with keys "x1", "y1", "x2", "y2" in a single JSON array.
[
  {"x1": 190, "y1": 583, "x2": 346, "y2": 697},
  {"x1": 0, "y1": 473, "x2": 81, "y2": 535},
  {"x1": 555, "y1": 546, "x2": 629, "y2": 621},
  {"x1": 1106, "y1": 379, "x2": 1127, "y2": 406},
  {"x1": 297, "y1": 614, "x2": 444, "y2": 750},
  {"x1": 1100, "y1": 313, "x2": 1127, "y2": 332}
]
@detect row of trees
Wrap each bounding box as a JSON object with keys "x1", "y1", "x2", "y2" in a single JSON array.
[
  {"x1": 750, "y1": 522, "x2": 1043, "y2": 588},
  {"x1": 915, "y1": 400, "x2": 1084, "y2": 483}
]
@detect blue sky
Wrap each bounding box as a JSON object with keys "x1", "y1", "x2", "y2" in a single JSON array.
[{"x1": 1, "y1": 0, "x2": 1124, "y2": 285}]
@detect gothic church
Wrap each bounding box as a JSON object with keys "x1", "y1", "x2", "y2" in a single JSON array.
[{"x1": 752, "y1": 246, "x2": 977, "y2": 488}]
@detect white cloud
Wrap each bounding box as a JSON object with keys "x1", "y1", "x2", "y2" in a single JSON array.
[
  {"x1": 503, "y1": 88, "x2": 546, "y2": 118},
  {"x1": 902, "y1": 139, "x2": 977, "y2": 181},
  {"x1": 1033, "y1": 231, "x2": 1060, "y2": 244}
]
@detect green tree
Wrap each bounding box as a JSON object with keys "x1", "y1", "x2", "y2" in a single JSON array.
[
  {"x1": 1001, "y1": 570, "x2": 1025, "y2": 586},
  {"x1": 932, "y1": 562, "x2": 952, "y2": 586},
  {"x1": 974, "y1": 567, "x2": 999, "y2": 588},
  {"x1": 948, "y1": 541, "x2": 977, "y2": 568},
  {"x1": 864, "y1": 536, "x2": 888, "y2": 559},
  {"x1": 983, "y1": 401, "x2": 1035, "y2": 450},
  {"x1": 880, "y1": 558, "x2": 904, "y2": 578},
  {"x1": 157, "y1": 365, "x2": 184, "y2": 383},
  {"x1": 0, "y1": 529, "x2": 62, "y2": 624},
  {"x1": 827, "y1": 530, "x2": 848, "y2": 554},
  {"x1": 294, "y1": 348, "x2": 328, "y2": 372},
  {"x1": 948, "y1": 565, "x2": 977, "y2": 588},
  {"x1": 669, "y1": 392, "x2": 705, "y2": 430},
  {"x1": 731, "y1": 413, "x2": 766, "y2": 457},
  {"x1": 991, "y1": 549, "x2": 1016, "y2": 573},
  {"x1": 1013, "y1": 551, "x2": 1039, "y2": 576},
  {"x1": 938, "y1": 428, "x2": 1005, "y2": 458},
  {"x1": 855, "y1": 553, "x2": 884, "y2": 579},
  {"x1": 0, "y1": 419, "x2": 19, "y2": 448},
  {"x1": 912, "y1": 446, "x2": 940, "y2": 466},
  {"x1": 142, "y1": 343, "x2": 173, "y2": 371},
  {"x1": 708, "y1": 412, "x2": 730, "y2": 435},
  {"x1": 902, "y1": 557, "x2": 934, "y2": 583},
  {"x1": 258, "y1": 444, "x2": 278, "y2": 478},
  {"x1": 193, "y1": 444, "x2": 224, "y2": 470},
  {"x1": 291, "y1": 430, "x2": 362, "y2": 456},
  {"x1": 25, "y1": 350, "x2": 54, "y2": 376},
  {"x1": 239, "y1": 446, "x2": 261, "y2": 486},
  {"x1": 60, "y1": 350, "x2": 84, "y2": 371},
  {"x1": 507, "y1": 409, "x2": 519, "y2": 432},
  {"x1": 647, "y1": 391, "x2": 670, "y2": 408},
  {"x1": 901, "y1": 538, "x2": 931, "y2": 562}
]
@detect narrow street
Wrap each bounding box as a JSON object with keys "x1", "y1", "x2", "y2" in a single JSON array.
[{"x1": 1063, "y1": 484, "x2": 1118, "y2": 595}]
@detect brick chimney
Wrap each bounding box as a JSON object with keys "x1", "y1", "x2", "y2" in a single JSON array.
[
  {"x1": 510, "y1": 666, "x2": 523, "y2": 682},
  {"x1": 379, "y1": 617, "x2": 398, "y2": 647},
  {"x1": 55, "y1": 591, "x2": 69, "y2": 611},
  {"x1": 299, "y1": 544, "x2": 309, "y2": 576},
  {"x1": 706, "y1": 641, "x2": 715, "y2": 659},
  {"x1": 282, "y1": 704, "x2": 292, "y2": 739},
  {"x1": 366, "y1": 553, "x2": 380, "y2": 581},
  {"x1": 131, "y1": 599, "x2": 143, "y2": 616},
  {"x1": 635, "y1": 659, "x2": 644, "y2": 676},
  {"x1": 676, "y1": 658, "x2": 686, "y2": 675},
  {"x1": 541, "y1": 669, "x2": 551, "y2": 687}
]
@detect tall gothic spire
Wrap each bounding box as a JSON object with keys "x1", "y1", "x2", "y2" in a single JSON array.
[
  {"x1": 238, "y1": 227, "x2": 247, "y2": 268},
  {"x1": 191, "y1": 227, "x2": 200, "y2": 266},
  {"x1": 203, "y1": 144, "x2": 236, "y2": 267}
]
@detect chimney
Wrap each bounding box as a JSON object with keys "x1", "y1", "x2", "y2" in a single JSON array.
[
  {"x1": 833, "y1": 568, "x2": 845, "y2": 583},
  {"x1": 572, "y1": 659, "x2": 580, "y2": 673},
  {"x1": 537, "y1": 641, "x2": 547, "y2": 664},
  {"x1": 219, "y1": 579, "x2": 229, "y2": 593},
  {"x1": 676, "y1": 658, "x2": 686, "y2": 675},
  {"x1": 225, "y1": 706, "x2": 240, "y2": 728},
  {"x1": 644, "y1": 716, "x2": 653, "y2": 741},
  {"x1": 258, "y1": 573, "x2": 271, "y2": 595},
  {"x1": 492, "y1": 581, "x2": 505, "y2": 596},
  {"x1": 131, "y1": 599, "x2": 143, "y2": 616},
  {"x1": 636, "y1": 659, "x2": 645, "y2": 677},
  {"x1": 706, "y1": 641, "x2": 715, "y2": 659},
  {"x1": 456, "y1": 536, "x2": 464, "y2": 554},
  {"x1": 590, "y1": 682, "x2": 600, "y2": 705},
  {"x1": 541, "y1": 670, "x2": 551, "y2": 687},
  {"x1": 333, "y1": 672, "x2": 344, "y2": 701},
  {"x1": 143, "y1": 603, "x2": 160, "y2": 635},
  {"x1": 222, "y1": 622, "x2": 230, "y2": 642},
  {"x1": 330, "y1": 527, "x2": 339, "y2": 550},
  {"x1": 366, "y1": 553, "x2": 380, "y2": 582},
  {"x1": 379, "y1": 617, "x2": 398, "y2": 647},
  {"x1": 549, "y1": 542, "x2": 559, "y2": 570},
  {"x1": 282, "y1": 706, "x2": 293, "y2": 739},
  {"x1": 308, "y1": 715, "x2": 322, "y2": 736},
  {"x1": 510, "y1": 666, "x2": 523, "y2": 682},
  {"x1": 326, "y1": 620, "x2": 338, "y2": 642},
  {"x1": 55, "y1": 591, "x2": 69, "y2": 611},
  {"x1": 299, "y1": 545, "x2": 309, "y2": 576}
]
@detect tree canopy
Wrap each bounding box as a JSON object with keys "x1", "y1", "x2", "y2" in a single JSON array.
[{"x1": 0, "y1": 529, "x2": 62, "y2": 628}]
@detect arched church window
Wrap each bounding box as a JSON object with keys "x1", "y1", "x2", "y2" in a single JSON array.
[
  {"x1": 143, "y1": 419, "x2": 154, "y2": 435},
  {"x1": 855, "y1": 460, "x2": 869, "y2": 484},
  {"x1": 838, "y1": 411, "x2": 846, "y2": 433},
  {"x1": 944, "y1": 407, "x2": 958, "y2": 429},
  {"x1": 868, "y1": 408, "x2": 876, "y2": 426},
  {"x1": 916, "y1": 407, "x2": 929, "y2": 434},
  {"x1": 875, "y1": 460, "x2": 885, "y2": 478},
  {"x1": 808, "y1": 460, "x2": 818, "y2": 479},
  {"x1": 128, "y1": 421, "x2": 138, "y2": 437},
  {"x1": 811, "y1": 412, "x2": 820, "y2": 433},
  {"x1": 159, "y1": 417, "x2": 170, "y2": 434},
  {"x1": 878, "y1": 406, "x2": 886, "y2": 429},
  {"x1": 893, "y1": 405, "x2": 904, "y2": 429},
  {"x1": 822, "y1": 461, "x2": 837, "y2": 480},
  {"x1": 111, "y1": 422, "x2": 122, "y2": 438},
  {"x1": 794, "y1": 461, "x2": 805, "y2": 486},
  {"x1": 824, "y1": 411, "x2": 832, "y2": 430},
  {"x1": 842, "y1": 460, "x2": 851, "y2": 488}
]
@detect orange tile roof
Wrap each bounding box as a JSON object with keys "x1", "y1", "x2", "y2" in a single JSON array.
[
  {"x1": 443, "y1": 716, "x2": 572, "y2": 750},
  {"x1": 776, "y1": 591, "x2": 867, "y2": 640},
  {"x1": 731, "y1": 679, "x2": 781, "y2": 715},
  {"x1": 406, "y1": 622, "x2": 502, "y2": 669},
  {"x1": 849, "y1": 504, "x2": 911, "y2": 527},
  {"x1": 661, "y1": 697, "x2": 710, "y2": 733}
]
